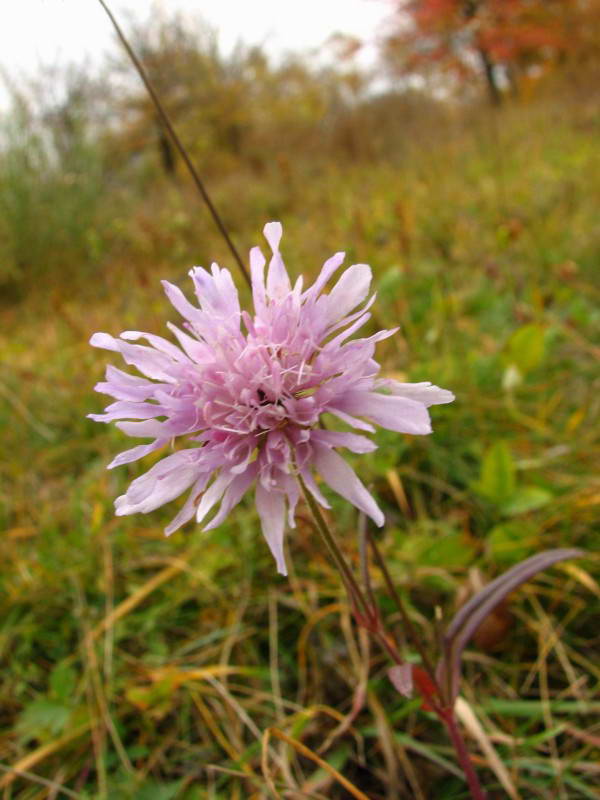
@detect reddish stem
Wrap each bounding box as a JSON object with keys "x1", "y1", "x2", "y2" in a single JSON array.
[{"x1": 439, "y1": 707, "x2": 488, "y2": 800}]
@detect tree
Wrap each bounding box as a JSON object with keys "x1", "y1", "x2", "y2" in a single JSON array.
[{"x1": 382, "y1": 0, "x2": 596, "y2": 104}]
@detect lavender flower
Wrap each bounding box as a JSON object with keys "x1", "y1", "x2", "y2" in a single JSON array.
[{"x1": 90, "y1": 223, "x2": 453, "y2": 574}]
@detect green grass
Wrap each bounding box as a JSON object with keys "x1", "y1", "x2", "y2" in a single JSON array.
[{"x1": 0, "y1": 90, "x2": 599, "y2": 799}]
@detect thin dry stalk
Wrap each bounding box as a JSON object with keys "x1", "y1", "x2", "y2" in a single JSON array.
[
  {"x1": 367, "y1": 691, "x2": 402, "y2": 799},
  {"x1": 0, "y1": 724, "x2": 93, "y2": 791},
  {"x1": 89, "y1": 554, "x2": 192, "y2": 642},
  {"x1": 0, "y1": 764, "x2": 84, "y2": 800},
  {"x1": 530, "y1": 598, "x2": 568, "y2": 800},
  {"x1": 263, "y1": 727, "x2": 371, "y2": 800},
  {"x1": 206, "y1": 676, "x2": 294, "y2": 785},
  {"x1": 297, "y1": 602, "x2": 346, "y2": 705},
  {"x1": 192, "y1": 691, "x2": 257, "y2": 778}
]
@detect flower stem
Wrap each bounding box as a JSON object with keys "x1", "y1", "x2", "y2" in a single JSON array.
[
  {"x1": 298, "y1": 479, "x2": 407, "y2": 666},
  {"x1": 367, "y1": 531, "x2": 439, "y2": 686},
  {"x1": 96, "y1": 0, "x2": 251, "y2": 289},
  {"x1": 298, "y1": 475, "x2": 370, "y2": 618}
]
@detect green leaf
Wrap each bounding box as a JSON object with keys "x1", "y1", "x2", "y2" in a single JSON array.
[
  {"x1": 506, "y1": 324, "x2": 546, "y2": 374},
  {"x1": 487, "y1": 521, "x2": 539, "y2": 565},
  {"x1": 474, "y1": 441, "x2": 516, "y2": 504},
  {"x1": 479, "y1": 699, "x2": 600, "y2": 717},
  {"x1": 133, "y1": 780, "x2": 185, "y2": 800},
  {"x1": 397, "y1": 522, "x2": 476, "y2": 569},
  {"x1": 500, "y1": 486, "x2": 553, "y2": 516},
  {"x1": 394, "y1": 733, "x2": 463, "y2": 779},
  {"x1": 49, "y1": 662, "x2": 77, "y2": 702},
  {"x1": 17, "y1": 699, "x2": 71, "y2": 741},
  {"x1": 420, "y1": 531, "x2": 476, "y2": 568}
]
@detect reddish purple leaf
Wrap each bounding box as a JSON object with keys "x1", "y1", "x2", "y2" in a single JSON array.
[{"x1": 437, "y1": 548, "x2": 583, "y2": 703}]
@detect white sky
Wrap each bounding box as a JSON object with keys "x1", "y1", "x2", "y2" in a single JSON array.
[{"x1": 1, "y1": 0, "x2": 391, "y2": 105}]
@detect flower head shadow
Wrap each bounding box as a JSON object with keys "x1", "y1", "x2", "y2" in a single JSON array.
[{"x1": 90, "y1": 222, "x2": 454, "y2": 574}]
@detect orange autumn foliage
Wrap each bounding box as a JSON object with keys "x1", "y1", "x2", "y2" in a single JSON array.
[{"x1": 383, "y1": 0, "x2": 600, "y2": 103}]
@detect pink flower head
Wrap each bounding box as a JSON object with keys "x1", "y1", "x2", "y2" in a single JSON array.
[{"x1": 90, "y1": 223, "x2": 453, "y2": 574}]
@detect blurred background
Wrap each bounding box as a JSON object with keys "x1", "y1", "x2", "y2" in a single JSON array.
[{"x1": 1, "y1": 1, "x2": 599, "y2": 797}]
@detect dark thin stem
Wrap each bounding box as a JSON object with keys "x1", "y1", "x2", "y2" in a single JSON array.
[
  {"x1": 441, "y1": 709, "x2": 488, "y2": 800},
  {"x1": 97, "y1": 0, "x2": 251, "y2": 289},
  {"x1": 373, "y1": 629, "x2": 404, "y2": 668},
  {"x1": 367, "y1": 530, "x2": 439, "y2": 686},
  {"x1": 299, "y1": 479, "x2": 409, "y2": 674},
  {"x1": 358, "y1": 512, "x2": 376, "y2": 611}
]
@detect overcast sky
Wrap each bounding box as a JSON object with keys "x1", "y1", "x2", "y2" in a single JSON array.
[{"x1": 1, "y1": 0, "x2": 390, "y2": 105}]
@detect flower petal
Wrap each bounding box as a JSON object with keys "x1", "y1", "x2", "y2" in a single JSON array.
[
  {"x1": 120, "y1": 331, "x2": 189, "y2": 363},
  {"x1": 303, "y1": 251, "x2": 345, "y2": 301},
  {"x1": 90, "y1": 332, "x2": 119, "y2": 351},
  {"x1": 263, "y1": 221, "x2": 283, "y2": 252},
  {"x1": 189, "y1": 264, "x2": 241, "y2": 335},
  {"x1": 165, "y1": 475, "x2": 210, "y2": 536},
  {"x1": 88, "y1": 400, "x2": 166, "y2": 423},
  {"x1": 161, "y1": 280, "x2": 203, "y2": 325},
  {"x1": 115, "y1": 450, "x2": 201, "y2": 516},
  {"x1": 94, "y1": 364, "x2": 163, "y2": 402},
  {"x1": 298, "y1": 468, "x2": 331, "y2": 509},
  {"x1": 196, "y1": 471, "x2": 235, "y2": 526},
  {"x1": 326, "y1": 406, "x2": 376, "y2": 433},
  {"x1": 203, "y1": 462, "x2": 258, "y2": 531},
  {"x1": 311, "y1": 429, "x2": 377, "y2": 453},
  {"x1": 116, "y1": 419, "x2": 168, "y2": 438},
  {"x1": 91, "y1": 333, "x2": 177, "y2": 382},
  {"x1": 256, "y1": 482, "x2": 287, "y2": 575},
  {"x1": 379, "y1": 380, "x2": 455, "y2": 407},
  {"x1": 338, "y1": 391, "x2": 433, "y2": 435},
  {"x1": 264, "y1": 221, "x2": 291, "y2": 300},
  {"x1": 166, "y1": 322, "x2": 211, "y2": 363},
  {"x1": 313, "y1": 444, "x2": 384, "y2": 527},
  {"x1": 107, "y1": 438, "x2": 167, "y2": 469},
  {"x1": 326, "y1": 264, "x2": 372, "y2": 325},
  {"x1": 250, "y1": 246, "x2": 267, "y2": 316}
]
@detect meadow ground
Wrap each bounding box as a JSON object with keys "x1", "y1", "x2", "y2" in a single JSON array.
[{"x1": 1, "y1": 87, "x2": 599, "y2": 798}]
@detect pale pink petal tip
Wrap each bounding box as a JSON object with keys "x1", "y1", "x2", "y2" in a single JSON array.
[
  {"x1": 90, "y1": 332, "x2": 118, "y2": 350},
  {"x1": 89, "y1": 221, "x2": 453, "y2": 575},
  {"x1": 263, "y1": 221, "x2": 283, "y2": 252}
]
